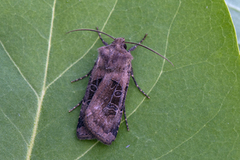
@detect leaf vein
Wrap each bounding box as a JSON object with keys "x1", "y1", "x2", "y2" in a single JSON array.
[
  {"x1": 0, "y1": 107, "x2": 29, "y2": 146},
  {"x1": 75, "y1": 142, "x2": 99, "y2": 160},
  {"x1": 46, "y1": 0, "x2": 119, "y2": 89},
  {"x1": 125, "y1": 0, "x2": 181, "y2": 119},
  {"x1": 70, "y1": 0, "x2": 119, "y2": 158},
  {"x1": 0, "y1": 41, "x2": 38, "y2": 98},
  {"x1": 155, "y1": 84, "x2": 233, "y2": 160}
]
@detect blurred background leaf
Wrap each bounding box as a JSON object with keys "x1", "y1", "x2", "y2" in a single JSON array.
[{"x1": 225, "y1": 0, "x2": 240, "y2": 49}]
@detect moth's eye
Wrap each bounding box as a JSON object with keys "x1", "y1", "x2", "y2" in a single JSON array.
[{"x1": 123, "y1": 44, "x2": 127, "y2": 49}]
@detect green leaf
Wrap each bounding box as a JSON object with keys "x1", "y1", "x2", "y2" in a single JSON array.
[{"x1": 0, "y1": 0, "x2": 239, "y2": 159}]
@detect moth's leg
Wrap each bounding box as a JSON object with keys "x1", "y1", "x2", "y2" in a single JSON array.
[
  {"x1": 128, "y1": 34, "x2": 147, "y2": 52},
  {"x1": 71, "y1": 69, "x2": 92, "y2": 83},
  {"x1": 131, "y1": 68, "x2": 150, "y2": 98},
  {"x1": 96, "y1": 27, "x2": 108, "y2": 46},
  {"x1": 69, "y1": 99, "x2": 83, "y2": 112},
  {"x1": 122, "y1": 84, "x2": 130, "y2": 131},
  {"x1": 123, "y1": 106, "x2": 129, "y2": 131}
]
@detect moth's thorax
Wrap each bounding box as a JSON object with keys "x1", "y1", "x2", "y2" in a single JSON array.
[{"x1": 97, "y1": 38, "x2": 133, "y2": 72}]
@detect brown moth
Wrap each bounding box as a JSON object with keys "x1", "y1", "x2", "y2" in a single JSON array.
[{"x1": 68, "y1": 27, "x2": 173, "y2": 145}]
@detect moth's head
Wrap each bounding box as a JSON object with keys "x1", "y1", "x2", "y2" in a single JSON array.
[{"x1": 111, "y1": 38, "x2": 127, "y2": 50}]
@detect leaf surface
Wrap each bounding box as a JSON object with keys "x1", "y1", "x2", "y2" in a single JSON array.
[{"x1": 0, "y1": 0, "x2": 239, "y2": 159}]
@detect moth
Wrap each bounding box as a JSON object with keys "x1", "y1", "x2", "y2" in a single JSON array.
[{"x1": 68, "y1": 27, "x2": 173, "y2": 145}]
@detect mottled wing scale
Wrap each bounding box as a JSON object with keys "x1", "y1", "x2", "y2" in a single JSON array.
[
  {"x1": 75, "y1": 61, "x2": 104, "y2": 140},
  {"x1": 76, "y1": 79, "x2": 103, "y2": 139},
  {"x1": 84, "y1": 74, "x2": 129, "y2": 145}
]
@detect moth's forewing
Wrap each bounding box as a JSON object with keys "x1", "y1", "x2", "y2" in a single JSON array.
[
  {"x1": 84, "y1": 41, "x2": 133, "y2": 145},
  {"x1": 76, "y1": 60, "x2": 104, "y2": 139}
]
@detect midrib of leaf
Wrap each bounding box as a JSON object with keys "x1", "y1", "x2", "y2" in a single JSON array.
[
  {"x1": 22, "y1": 0, "x2": 121, "y2": 159},
  {"x1": 26, "y1": 0, "x2": 56, "y2": 159}
]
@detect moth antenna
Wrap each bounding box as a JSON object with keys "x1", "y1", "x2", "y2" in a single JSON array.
[
  {"x1": 67, "y1": 28, "x2": 173, "y2": 66},
  {"x1": 125, "y1": 41, "x2": 174, "y2": 66},
  {"x1": 67, "y1": 28, "x2": 116, "y2": 40}
]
